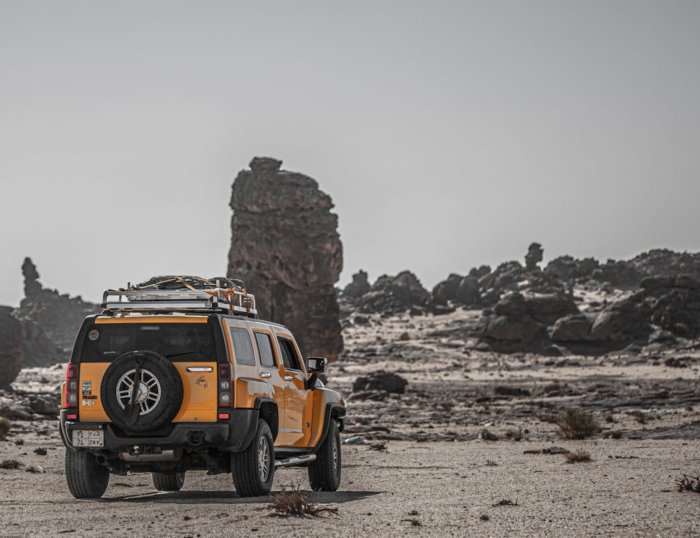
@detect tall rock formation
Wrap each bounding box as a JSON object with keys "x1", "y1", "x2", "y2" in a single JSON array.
[
  {"x1": 227, "y1": 157, "x2": 344, "y2": 361},
  {"x1": 16, "y1": 258, "x2": 98, "y2": 358}
]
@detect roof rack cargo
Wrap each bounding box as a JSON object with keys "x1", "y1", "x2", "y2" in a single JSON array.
[{"x1": 101, "y1": 276, "x2": 257, "y2": 318}]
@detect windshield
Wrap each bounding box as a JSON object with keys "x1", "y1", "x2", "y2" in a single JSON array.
[{"x1": 80, "y1": 323, "x2": 216, "y2": 362}]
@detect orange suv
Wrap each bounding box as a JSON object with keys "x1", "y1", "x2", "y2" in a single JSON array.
[{"x1": 58, "y1": 277, "x2": 345, "y2": 498}]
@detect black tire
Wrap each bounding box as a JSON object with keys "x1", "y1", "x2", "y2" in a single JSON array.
[
  {"x1": 65, "y1": 449, "x2": 110, "y2": 499},
  {"x1": 152, "y1": 472, "x2": 185, "y2": 492},
  {"x1": 101, "y1": 351, "x2": 183, "y2": 434},
  {"x1": 309, "y1": 419, "x2": 341, "y2": 492},
  {"x1": 231, "y1": 420, "x2": 275, "y2": 497}
]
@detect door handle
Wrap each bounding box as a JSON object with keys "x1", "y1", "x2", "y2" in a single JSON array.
[
  {"x1": 283, "y1": 375, "x2": 293, "y2": 381},
  {"x1": 260, "y1": 371, "x2": 271, "y2": 379}
]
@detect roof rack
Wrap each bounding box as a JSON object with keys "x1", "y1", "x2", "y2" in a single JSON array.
[{"x1": 101, "y1": 276, "x2": 257, "y2": 317}]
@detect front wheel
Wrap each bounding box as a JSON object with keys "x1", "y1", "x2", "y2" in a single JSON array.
[
  {"x1": 231, "y1": 420, "x2": 275, "y2": 497},
  {"x1": 308, "y1": 418, "x2": 341, "y2": 491},
  {"x1": 65, "y1": 449, "x2": 110, "y2": 499},
  {"x1": 152, "y1": 472, "x2": 185, "y2": 491}
]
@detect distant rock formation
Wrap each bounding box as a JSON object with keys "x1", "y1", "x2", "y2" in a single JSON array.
[
  {"x1": 16, "y1": 257, "x2": 98, "y2": 360},
  {"x1": 524, "y1": 242, "x2": 543, "y2": 271},
  {"x1": 340, "y1": 270, "x2": 431, "y2": 316},
  {"x1": 227, "y1": 157, "x2": 343, "y2": 361},
  {"x1": 0, "y1": 307, "x2": 24, "y2": 388}
]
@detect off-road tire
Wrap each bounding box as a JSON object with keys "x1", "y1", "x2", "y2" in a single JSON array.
[
  {"x1": 231, "y1": 420, "x2": 274, "y2": 497},
  {"x1": 65, "y1": 449, "x2": 110, "y2": 499},
  {"x1": 152, "y1": 472, "x2": 185, "y2": 491},
  {"x1": 308, "y1": 418, "x2": 341, "y2": 491},
  {"x1": 101, "y1": 351, "x2": 183, "y2": 434}
]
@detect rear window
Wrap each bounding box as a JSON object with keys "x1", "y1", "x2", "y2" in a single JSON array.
[{"x1": 80, "y1": 323, "x2": 217, "y2": 362}]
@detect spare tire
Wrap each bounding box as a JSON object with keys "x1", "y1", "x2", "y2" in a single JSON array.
[{"x1": 101, "y1": 351, "x2": 183, "y2": 434}]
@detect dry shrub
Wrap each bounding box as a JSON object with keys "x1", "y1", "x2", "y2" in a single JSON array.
[
  {"x1": 557, "y1": 409, "x2": 599, "y2": 440},
  {"x1": 492, "y1": 499, "x2": 518, "y2": 507},
  {"x1": 269, "y1": 487, "x2": 338, "y2": 518},
  {"x1": 676, "y1": 474, "x2": 700, "y2": 493},
  {"x1": 479, "y1": 429, "x2": 499, "y2": 441},
  {"x1": 0, "y1": 459, "x2": 22, "y2": 470},
  {"x1": 0, "y1": 417, "x2": 10, "y2": 440},
  {"x1": 505, "y1": 429, "x2": 523, "y2": 441},
  {"x1": 564, "y1": 450, "x2": 591, "y2": 463}
]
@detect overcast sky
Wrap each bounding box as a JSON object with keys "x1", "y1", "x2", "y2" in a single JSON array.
[{"x1": 1, "y1": 1, "x2": 699, "y2": 306}]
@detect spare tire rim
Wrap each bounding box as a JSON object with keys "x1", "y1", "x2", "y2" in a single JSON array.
[
  {"x1": 258, "y1": 436, "x2": 271, "y2": 482},
  {"x1": 116, "y1": 368, "x2": 161, "y2": 416}
]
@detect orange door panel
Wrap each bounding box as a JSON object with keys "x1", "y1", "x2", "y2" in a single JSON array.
[{"x1": 78, "y1": 363, "x2": 110, "y2": 422}]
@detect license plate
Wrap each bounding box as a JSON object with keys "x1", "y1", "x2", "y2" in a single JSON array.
[{"x1": 72, "y1": 429, "x2": 104, "y2": 448}]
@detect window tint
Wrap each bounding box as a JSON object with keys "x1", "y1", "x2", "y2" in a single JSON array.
[
  {"x1": 278, "y1": 338, "x2": 301, "y2": 370},
  {"x1": 254, "y1": 332, "x2": 276, "y2": 367},
  {"x1": 230, "y1": 327, "x2": 255, "y2": 366},
  {"x1": 80, "y1": 323, "x2": 215, "y2": 362}
]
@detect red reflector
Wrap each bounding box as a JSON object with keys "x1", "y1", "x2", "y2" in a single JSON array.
[
  {"x1": 66, "y1": 413, "x2": 77, "y2": 420},
  {"x1": 218, "y1": 413, "x2": 230, "y2": 420}
]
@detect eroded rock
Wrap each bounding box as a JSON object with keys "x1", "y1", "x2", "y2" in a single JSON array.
[
  {"x1": 0, "y1": 307, "x2": 23, "y2": 388},
  {"x1": 227, "y1": 157, "x2": 343, "y2": 361}
]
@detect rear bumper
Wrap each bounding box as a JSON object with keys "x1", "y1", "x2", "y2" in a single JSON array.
[{"x1": 59, "y1": 408, "x2": 258, "y2": 453}]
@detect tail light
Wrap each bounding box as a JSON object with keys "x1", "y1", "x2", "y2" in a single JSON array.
[
  {"x1": 64, "y1": 363, "x2": 79, "y2": 408},
  {"x1": 218, "y1": 363, "x2": 233, "y2": 407}
]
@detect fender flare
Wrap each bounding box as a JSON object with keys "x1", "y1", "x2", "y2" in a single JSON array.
[{"x1": 314, "y1": 403, "x2": 346, "y2": 452}]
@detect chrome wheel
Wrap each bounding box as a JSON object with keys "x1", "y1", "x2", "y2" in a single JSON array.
[
  {"x1": 257, "y1": 435, "x2": 271, "y2": 482},
  {"x1": 116, "y1": 368, "x2": 161, "y2": 415}
]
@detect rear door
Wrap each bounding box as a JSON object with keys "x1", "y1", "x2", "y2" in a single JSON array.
[
  {"x1": 249, "y1": 328, "x2": 288, "y2": 444},
  {"x1": 275, "y1": 333, "x2": 311, "y2": 447},
  {"x1": 78, "y1": 317, "x2": 219, "y2": 423}
]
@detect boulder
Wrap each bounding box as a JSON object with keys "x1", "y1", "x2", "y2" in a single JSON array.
[
  {"x1": 0, "y1": 307, "x2": 24, "y2": 389},
  {"x1": 227, "y1": 157, "x2": 343, "y2": 361},
  {"x1": 432, "y1": 274, "x2": 462, "y2": 305},
  {"x1": 352, "y1": 372, "x2": 408, "y2": 394},
  {"x1": 454, "y1": 275, "x2": 480, "y2": 305},
  {"x1": 550, "y1": 314, "x2": 593, "y2": 342},
  {"x1": 482, "y1": 315, "x2": 546, "y2": 343}
]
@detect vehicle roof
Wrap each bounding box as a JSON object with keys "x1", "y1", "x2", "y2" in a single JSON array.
[{"x1": 93, "y1": 312, "x2": 292, "y2": 332}]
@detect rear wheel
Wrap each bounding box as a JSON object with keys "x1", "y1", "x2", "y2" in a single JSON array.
[
  {"x1": 231, "y1": 420, "x2": 274, "y2": 497},
  {"x1": 65, "y1": 449, "x2": 110, "y2": 499},
  {"x1": 152, "y1": 472, "x2": 185, "y2": 492},
  {"x1": 308, "y1": 419, "x2": 341, "y2": 491}
]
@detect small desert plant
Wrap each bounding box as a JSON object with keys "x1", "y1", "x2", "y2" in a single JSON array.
[
  {"x1": 557, "y1": 408, "x2": 599, "y2": 439},
  {"x1": 564, "y1": 450, "x2": 591, "y2": 463},
  {"x1": 505, "y1": 428, "x2": 523, "y2": 441},
  {"x1": 676, "y1": 474, "x2": 700, "y2": 493},
  {"x1": 269, "y1": 486, "x2": 338, "y2": 518},
  {"x1": 479, "y1": 428, "x2": 499, "y2": 441},
  {"x1": 0, "y1": 459, "x2": 22, "y2": 470},
  {"x1": 0, "y1": 417, "x2": 10, "y2": 440},
  {"x1": 492, "y1": 499, "x2": 518, "y2": 507},
  {"x1": 485, "y1": 460, "x2": 498, "y2": 467}
]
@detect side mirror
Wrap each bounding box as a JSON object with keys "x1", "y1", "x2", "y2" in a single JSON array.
[
  {"x1": 306, "y1": 357, "x2": 327, "y2": 373},
  {"x1": 305, "y1": 357, "x2": 327, "y2": 390}
]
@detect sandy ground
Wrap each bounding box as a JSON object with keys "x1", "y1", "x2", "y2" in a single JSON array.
[
  {"x1": 0, "y1": 435, "x2": 698, "y2": 537},
  {"x1": 1, "y1": 308, "x2": 699, "y2": 537}
]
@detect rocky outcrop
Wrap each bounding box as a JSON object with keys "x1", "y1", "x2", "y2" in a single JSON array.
[
  {"x1": 0, "y1": 307, "x2": 24, "y2": 388},
  {"x1": 342, "y1": 270, "x2": 370, "y2": 298},
  {"x1": 15, "y1": 258, "x2": 97, "y2": 358},
  {"x1": 482, "y1": 291, "x2": 579, "y2": 347},
  {"x1": 227, "y1": 157, "x2": 343, "y2": 362},
  {"x1": 355, "y1": 271, "x2": 430, "y2": 314}
]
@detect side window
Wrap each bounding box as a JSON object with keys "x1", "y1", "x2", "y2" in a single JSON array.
[
  {"x1": 254, "y1": 332, "x2": 276, "y2": 368},
  {"x1": 229, "y1": 327, "x2": 255, "y2": 366},
  {"x1": 278, "y1": 338, "x2": 301, "y2": 370}
]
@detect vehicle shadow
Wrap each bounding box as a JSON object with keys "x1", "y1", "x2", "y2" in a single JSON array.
[{"x1": 101, "y1": 489, "x2": 380, "y2": 505}]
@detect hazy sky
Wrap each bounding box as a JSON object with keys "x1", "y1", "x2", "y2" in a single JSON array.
[{"x1": 1, "y1": 1, "x2": 699, "y2": 306}]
